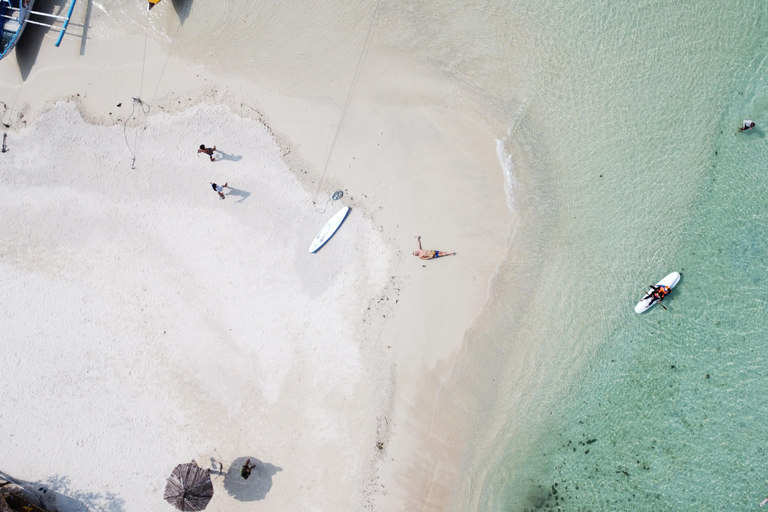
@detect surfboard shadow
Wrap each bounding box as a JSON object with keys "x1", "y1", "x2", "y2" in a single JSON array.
[{"x1": 222, "y1": 457, "x2": 282, "y2": 502}]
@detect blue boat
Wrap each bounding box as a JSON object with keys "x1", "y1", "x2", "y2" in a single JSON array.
[
  {"x1": 0, "y1": 0, "x2": 77, "y2": 61},
  {"x1": 0, "y1": 0, "x2": 34, "y2": 60}
]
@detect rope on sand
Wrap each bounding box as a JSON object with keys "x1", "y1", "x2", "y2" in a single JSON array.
[
  {"x1": 123, "y1": 5, "x2": 184, "y2": 169},
  {"x1": 312, "y1": 0, "x2": 382, "y2": 212},
  {"x1": 0, "y1": 81, "x2": 27, "y2": 153},
  {"x1": 123, "y1": 7, "x2": 152, "y2": 169}
]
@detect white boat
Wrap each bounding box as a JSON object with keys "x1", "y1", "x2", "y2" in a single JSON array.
[
  {"x1": 0, "y1": 0, "x2": 77, "y2": 61},
  {"x1": 634, "y1": 271, "x2": 681, "y2": 313}
]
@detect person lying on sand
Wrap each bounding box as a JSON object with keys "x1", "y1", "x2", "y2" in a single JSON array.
[
  {"x1": 198, "y1": 144, "x2": 216, "y2": 161},
  {"x1": 413, "y1": 235, "x2": 455, "y2": 260}
]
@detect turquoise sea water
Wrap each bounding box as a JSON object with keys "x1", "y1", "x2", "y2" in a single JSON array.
[{"x1": 465, "y1": 1, "x2": 768, "y2": 510}]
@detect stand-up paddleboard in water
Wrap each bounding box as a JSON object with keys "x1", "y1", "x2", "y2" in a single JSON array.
[
  {"x1": 309, "y1": 206, "x2": 350, "y2": 253},
  {"x1": 635, "y1": 272, "x2": 681, "y2": 313}
]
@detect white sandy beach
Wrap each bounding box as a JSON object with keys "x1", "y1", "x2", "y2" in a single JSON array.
[{"x1": 0, "y1": 2, "x2": 512, "y2": 511}]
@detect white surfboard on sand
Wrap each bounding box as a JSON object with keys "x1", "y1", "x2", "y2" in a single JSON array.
[{"x1": 309, "y1": 206, "x2": 350, "y2": 253}]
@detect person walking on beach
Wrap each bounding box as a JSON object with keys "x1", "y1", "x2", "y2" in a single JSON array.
[
  {"x1": 199, "y1": 144, "x2": 216, "y2": 161},
  {"x1": 413, "y1": 235, "x2": 455, "y2": 260},
  {"x1": 739, "y1": 120, "x2": 756, "y2": 131},
  {"x1": 210, "y1": 182, "x2": 228, "y2": 199}
]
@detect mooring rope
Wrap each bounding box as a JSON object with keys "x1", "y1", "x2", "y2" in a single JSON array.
[
  {"x1": 312, "y1": 0, "x2": 381, "y2": 212},
  {"x1": 0, "y1": 80, "x2": 26, "y2": 153},
  {"x1": 123, "y1": 5, "x2": 184, "y2": 169},
  {"x1": 124, "y1": 6, "x2": 152, "y2": 169}
]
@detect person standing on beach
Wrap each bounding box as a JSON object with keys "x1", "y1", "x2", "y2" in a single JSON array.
[
  {"x1": 412, "y1": 235, "x2": 455, "y2": 260},
  {"x1": 199, "y1": 144, "x2": 216, "y2": 161},
  {"x1": 739, "y1": 120, "x2": 755, "y2": 131},
  {"x1": 210, "y1": 182, "x2": 228, "y2": 199}
]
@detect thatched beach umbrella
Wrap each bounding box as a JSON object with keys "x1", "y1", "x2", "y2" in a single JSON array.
[{"x1": 164, "y1": 462, "x2": 214, "y2": 511}]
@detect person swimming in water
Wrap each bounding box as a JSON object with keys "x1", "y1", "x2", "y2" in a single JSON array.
[
  {"x1": 739, "y1": 120, "x2": 756, "y2": 131},
  {"x1": 412, "y1": 235, "x2": 455, "y2": 260}
]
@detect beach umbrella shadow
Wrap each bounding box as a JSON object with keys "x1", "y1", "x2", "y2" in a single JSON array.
[{"x1": 222, "y1": 457, "x2": 282, "y2": 502}]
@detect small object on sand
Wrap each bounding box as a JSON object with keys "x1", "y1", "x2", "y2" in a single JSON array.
[
  {"x1": 1, "y1": 133, "x2": 7, "y2": 153},
  {"x1": 332, "y1": 190, "x2": 343, "y2": 201}
]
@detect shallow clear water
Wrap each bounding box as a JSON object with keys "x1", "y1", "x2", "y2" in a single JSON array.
[
  {"x1": 471, "y1": 1, "x2": 768, "y2": 510},
  {"x1": 99, "y1": 0, "x2": 768, "y2": 508}
]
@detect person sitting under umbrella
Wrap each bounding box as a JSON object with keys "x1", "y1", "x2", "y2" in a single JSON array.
[{"x1": 240, "y1": 459, "x2": 256, "y2": 480}]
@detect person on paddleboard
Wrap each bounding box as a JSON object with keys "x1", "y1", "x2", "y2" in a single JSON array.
[
  {"x1": 647, "y1": 284, "x2": 671, "y2": 303},
  {"x1": 739, "y1": 120, "x2": 756, "y2": 131},
  {"x1": 413, "y1": 235, "x2": 455, "y2": 260}
]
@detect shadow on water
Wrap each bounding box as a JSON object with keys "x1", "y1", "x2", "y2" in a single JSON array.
[
  {"x1": 225, "y1": 187, "x2": 251, "y2": 203},
  {"x1": 222, "y1": 457, "x2": 281, "y2": 502},
  {"x1": 0, "y1": 471, "x2": 126, "y2": 512},
  {"x1": 171, "y1": 0, "x2": 193, "y2": 24},
  {"x1": 739, "y1": 127, "x2": 765, "y2": 138}
]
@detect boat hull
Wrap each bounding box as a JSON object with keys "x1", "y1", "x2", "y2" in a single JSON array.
[{"x1": 0, "y1": 0, "x2": 35, "y2": 60}]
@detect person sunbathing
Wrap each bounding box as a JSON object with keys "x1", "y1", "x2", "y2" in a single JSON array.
[{"x1": 412, "y1": 235, "x2": 455, "y2": 260}]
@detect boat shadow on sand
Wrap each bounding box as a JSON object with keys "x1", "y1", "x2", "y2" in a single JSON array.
[
  {"x1": 171, "y1": 0, "x2": 193, "y2": 24},
  {"x1": 219, "y1": 457, "x2": 282, "y2": 502},
  {"x1": 13, "y1": 0, "x2": 56, "y2": 81}
]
